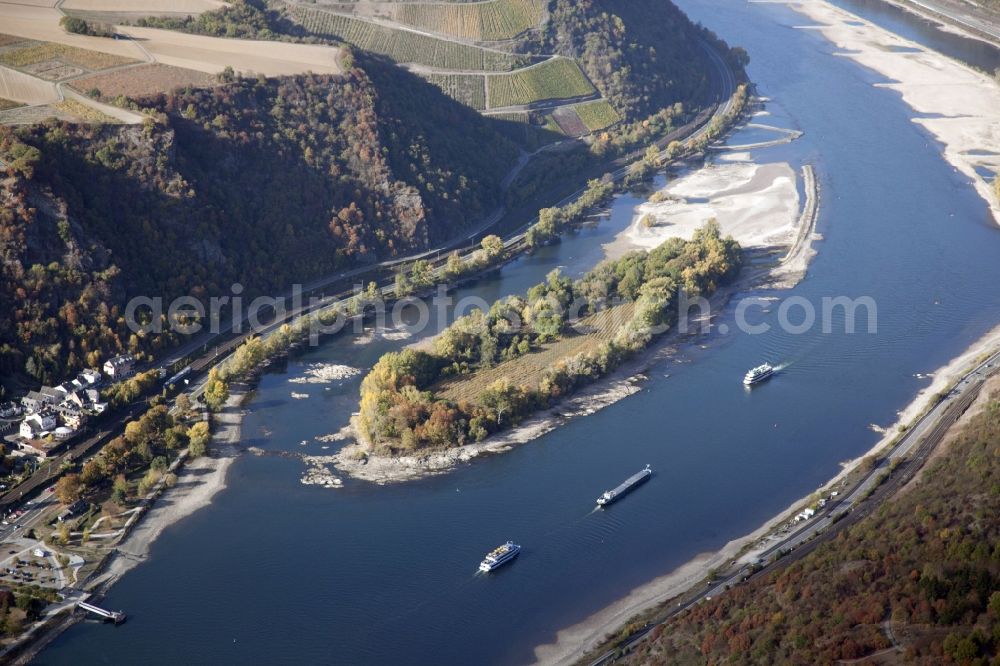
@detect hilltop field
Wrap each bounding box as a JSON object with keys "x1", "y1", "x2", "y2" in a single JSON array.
[{"x1": 0, "y1": 0, "x2": 741, "y2": 133}]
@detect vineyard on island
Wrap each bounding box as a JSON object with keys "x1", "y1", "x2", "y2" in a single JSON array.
[{"x1": 437, "y1": 303, "x2": 635, "y2": 403}]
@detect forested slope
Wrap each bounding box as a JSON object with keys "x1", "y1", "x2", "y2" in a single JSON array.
[
  {"x1": 627, "y1": 389, "x2": 1000, "y2": 664},
  {"x1": 0, "y1": 59, "x2": 532, "y2": 385},
  {"x1": 525, "y1": 0, "x2": 736, "y2": 120}
]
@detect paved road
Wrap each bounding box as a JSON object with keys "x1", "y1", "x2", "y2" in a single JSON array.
[
  {"x1": 588, "y1": 348, "x2": 1000, "y2": 665},
  {"x1": 0, "y1": 483, "x2": 59, "y2": 542}
]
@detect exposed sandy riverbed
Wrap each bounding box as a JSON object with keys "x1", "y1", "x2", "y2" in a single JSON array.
[
  {"x1": 603, "y1": 161, "x2": 801, "y2": 257},
  {"x1": 789, "y1": 0, "x2": 1000, "y2": 224}
]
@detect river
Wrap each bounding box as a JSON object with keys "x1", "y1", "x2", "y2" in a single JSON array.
[{"x1": 36, "y1": 0, "x2": 1000, "y2": 664}]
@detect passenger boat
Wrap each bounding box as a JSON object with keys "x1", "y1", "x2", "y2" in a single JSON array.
[
  {"x1": 743, "y1": 363, "x2": 774, "y2": 386},
  {"x1": 479, "y1": 541, "x2": 521, "y2": 572}
]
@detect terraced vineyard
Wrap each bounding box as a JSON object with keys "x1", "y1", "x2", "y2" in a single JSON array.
[
  {"x1": 486, "y1": 57, "x2": 595, "y2": 108},
  {"x1": 389, "y1": 0, "x2": 545, "y2": 41},
  {"x1": 437, "y1": 303, "x2": 635, "y2": 404},
  {"x1": 423, "y1": 73, "x2": 486, "y2": 110},
  {"x1": 483, "y1": 110, "x2": 530, "y2": 124},
  {"x1": 573, "y1": 100, "x2": 621, "y2": 131},
  {"x1": 290, "y1": 7, "x2": 522, "y2": 71}
]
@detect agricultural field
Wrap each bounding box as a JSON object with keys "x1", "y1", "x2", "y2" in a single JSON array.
[
  {"x1": 389, "y1": 0, "x2": 545, "y2": 41},
  {"x1": 573, "y1": 99, "x2": 621, "y2": 132},
  {"x1": 0, "y1": 65, "x2": 59, "y2": 105},
  {"x1": 53, "y1": 98, "x2": 117, "y2": 123},
  {"x1": 423, "y1": 72, "x2": 486, "y2": 110},
  {"x1": 61, "y1": 0, "x2": 225, "y2": 14},
  {"x1": 550, "y1": 105, "x2": 587, "y2": 136},
  {"x1": 486, "y1": 57, "x2": 595, "y2": 108},
  {"x1": 483, "y1": 110, "x2": 530, "y2": 124},
  {"x1": 289, "y1": 7, "x2": 522, "y2": 71},
  {"x1": 22, "y1": 60, "x2": 86, "y2": 81},
  {"x1": 0, "y1": 103, "x2": 78, "y2": 126},
  {"x1": 123, "y1": 26, "x2": 342, "y2": 75},
  {"x1": 436, "y1": 303, "x2": 635, "y2": 403},
  {"x1": 0, "y1": 34, "x2": 27, "y2": 48},
  {"x1": 0, "y1": 41, "x2": 138, "y2": 71},
  {"x1": 70, "y1": 63, "x2": 216, "y2": 99}
]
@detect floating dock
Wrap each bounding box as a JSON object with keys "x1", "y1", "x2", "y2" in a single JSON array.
[{"x1": 78, "y1": 601, "x2": 126, "y2": 624}]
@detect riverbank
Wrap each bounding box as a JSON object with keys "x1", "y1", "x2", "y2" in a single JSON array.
[
  {"x1": 332, "y1": 151, "x2": 819, "y2": 484},
  {"x1": 531, "y1": 315, "x2": 1000, "y2": 666},
  {"x1": 606, "y1": 161, "x2": 818, "y2": 289},
  {"x1": 1, "y1": 387, "x2": 247, "y2": 665},
  {"x1": 792, "y1": 0, "x2": 1000, "y2": 224},
  {"x1": 91, "y1": 386, "x2": 245, "y2": 586}
]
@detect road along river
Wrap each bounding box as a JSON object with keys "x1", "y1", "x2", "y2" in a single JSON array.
[{"x1": 37, "y1": 0, "x2": 1000, "y2": 664}]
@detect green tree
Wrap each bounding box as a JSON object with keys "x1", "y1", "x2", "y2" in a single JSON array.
[
  {"x1": 111, "y1": 474, "x2": 129, "y2": 505},
  {"x1": 410, "y1": 259, "x2": 434, "y2": 288},
  {"x1": 480, "y1": 235, "x2": 505, "y2": 262},
  {"x1": 643, "y1": 144, "x2": 661, "y2": 168},
  {"x1": 444, "y1": 251, "x2": 465, "y2": 279},
  {"x1": 394, "y1": 271, "x2": 413, "y2": 297}
]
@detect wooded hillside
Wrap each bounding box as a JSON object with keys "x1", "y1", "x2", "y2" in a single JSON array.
[
  {"x1": 528, "y1": 0, "x2": 718, "y2": 120},
  {"x1": 0, "y1": 59, "x2": 531, "y2": 385},
  {"x1": 628, "y1": 389, "x2": 1000, "y2": 664}
]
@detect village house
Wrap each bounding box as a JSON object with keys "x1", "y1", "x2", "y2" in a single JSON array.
[
  {"x1": 18, "y1": 438, "x2": 58, "y2": 460},
  {"x1": 39, "y1": 386, "x2": 63, "y2": 402},
  {"x1": 84, "y1": 389, "x2": 107, "y2": 414},
  {"x1": 0, "y1": 402, "x2": 20, "y2": 419},
  {"x1": 78, "y1": 369, "x2": 102, "y2": 386},
  {"x1": 53, "y1": 400, "x2": 88, "y2": 430},
  {"x1": 103, "y1": 354, "x2": 135, "y2": 379},
  {"x1": 19, "y1": 411, "x2": 56, "y2": 439},
  {"x1": 21, "y1": 390, "x2": 58, "y2": 414}
]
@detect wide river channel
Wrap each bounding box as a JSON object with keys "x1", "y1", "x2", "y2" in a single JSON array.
[{"x1": 37, "y1": 0, "x2": 1000, "y2": 663}]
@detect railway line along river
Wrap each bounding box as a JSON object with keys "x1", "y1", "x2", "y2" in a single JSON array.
[{"x1": 36, "y1": 0, "x2": 1000, "y2": 663}]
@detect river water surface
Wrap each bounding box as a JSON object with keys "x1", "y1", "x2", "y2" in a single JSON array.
[{"x1": 37, "y1": 0, "x2": 1000, "y2": 664}]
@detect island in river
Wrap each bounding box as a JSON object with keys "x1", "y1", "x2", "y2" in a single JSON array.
[{"x1": 339, "y1": 222, "x2": 742, "y2": 473}]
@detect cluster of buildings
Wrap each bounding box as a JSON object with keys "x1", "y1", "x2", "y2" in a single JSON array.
[{"x1": 0, "y1": 355, "x2": 136, "y2": 460}]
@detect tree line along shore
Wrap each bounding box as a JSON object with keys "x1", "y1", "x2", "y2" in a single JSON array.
[{"x1": 354, "y1": 222, "x2": 742, "y2": 455}]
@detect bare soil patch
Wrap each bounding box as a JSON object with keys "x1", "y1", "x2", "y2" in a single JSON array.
[{"x1": 70, "y1": 62, "x2": 215, "y2": 98}]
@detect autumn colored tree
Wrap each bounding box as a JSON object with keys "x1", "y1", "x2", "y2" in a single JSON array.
[
  {"x1": 54, "y1": 473, "x2": 83, "y2": 505},
  {"x1": 187, "y1": 422, "x2": 211, "y2": 457}
]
